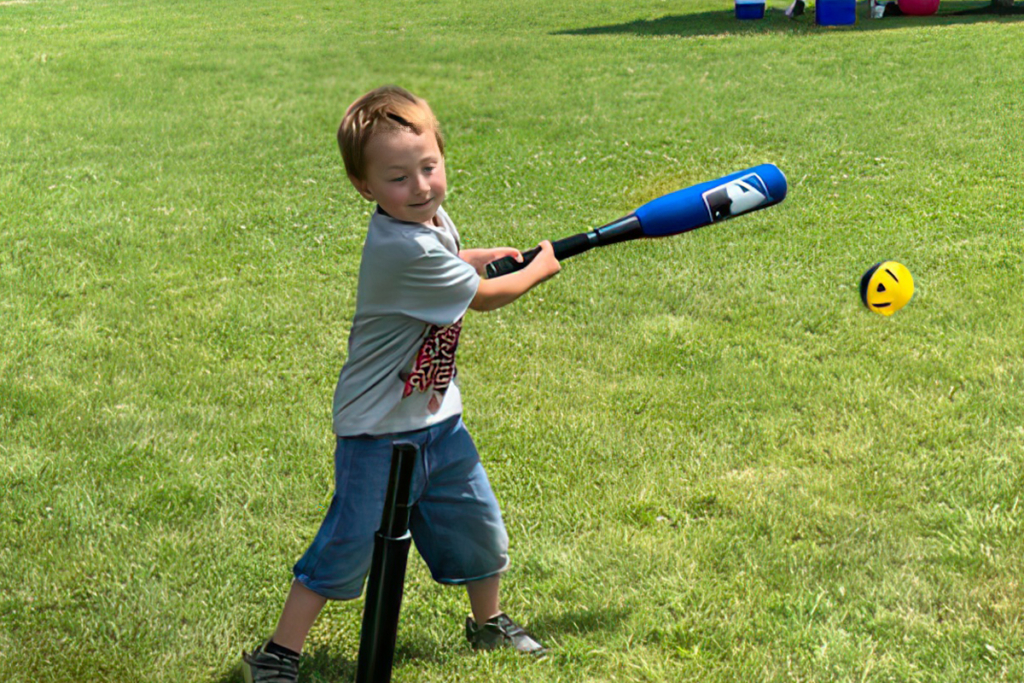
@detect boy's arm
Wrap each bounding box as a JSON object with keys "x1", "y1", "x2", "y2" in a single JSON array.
[{"x1": 468, "y1": 240, "x2": 560, "y2": 312}]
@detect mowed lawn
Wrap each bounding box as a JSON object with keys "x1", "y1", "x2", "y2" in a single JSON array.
[{"x1": 2, "y1": 0, "x2": 1023, "y2": 681}]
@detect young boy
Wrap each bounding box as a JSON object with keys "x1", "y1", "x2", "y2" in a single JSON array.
[{"x1": 242, "y1": 85, "x2": 560, "y2": 682}]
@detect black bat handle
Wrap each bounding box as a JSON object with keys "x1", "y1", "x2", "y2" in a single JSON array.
[
  {"x1": 485, "y1": 246, "x2": 539, "y2": 279},
  {"x1": 485, "y1": 232, "x2": 595, "y2": 279}
]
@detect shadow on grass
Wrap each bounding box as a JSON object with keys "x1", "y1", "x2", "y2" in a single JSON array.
[
  {"x1": 214, "y1": 662, "x2": 246, "y2": 683},
  {"x1": 302, "y1": 647, "x2": 357, "y2": 683},
  {"x1": 554, "y1": 2, "x2": 1024, "y2": 39},
  {"x1": 528, "y1": 605, "x2": 633, "y2": 640},
  {"x1": 393, "y1": 634, "x2": 452, "y2": 664}
]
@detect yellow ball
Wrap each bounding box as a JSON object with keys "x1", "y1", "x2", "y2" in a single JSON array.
[{"x1": 860, "y1": 261, "x2": 914, "y2": 316}]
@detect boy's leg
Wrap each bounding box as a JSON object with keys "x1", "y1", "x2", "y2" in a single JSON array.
[
  {"x1": 410, "y1": 417, "x2": 544, "y2": 654},
  {"x1": 242, "y1": 581, "x2": 327, "y2": 682},
  {"x1": 465, "y1": 574, "x2": 501, "y2": 625},
  {"x1": 245, "y1": 435, "x2": 409, "y2": 680},
  {"x1": 272, "y1": 580, "x2": 329, "y2": 653},
  {"x1": 409, "y1": 418, "x2": 510, "y2": 600}
]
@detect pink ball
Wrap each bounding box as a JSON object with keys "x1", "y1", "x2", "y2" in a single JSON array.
[{"x1": 898, "y1": 0, "x2": 940, "y2": 15}]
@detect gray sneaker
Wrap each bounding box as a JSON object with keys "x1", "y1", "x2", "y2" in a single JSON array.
[
  {"x1": 242, "y1": 641, "x2": 299, "y2": 683},
  {"x1": 465, "y1": 613, "x2": 546, "y2": 655}
]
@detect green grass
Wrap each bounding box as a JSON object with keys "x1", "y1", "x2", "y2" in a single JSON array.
[{"x1": 2, "y1": 0, "x2": 1024, "y2": 681}]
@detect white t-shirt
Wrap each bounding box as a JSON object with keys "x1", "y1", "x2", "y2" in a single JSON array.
[{"x1": 332, "y1": 206, "x2": 480, "y2": 436}]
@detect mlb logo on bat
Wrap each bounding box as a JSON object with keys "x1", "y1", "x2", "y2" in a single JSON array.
[{"x1": 701, "y1": 174, "x2": 774, "y2": 223}]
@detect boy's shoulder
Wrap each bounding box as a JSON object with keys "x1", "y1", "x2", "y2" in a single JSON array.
[{"x1": 364, "y1": 207, "x2": 459, "y2": 263}]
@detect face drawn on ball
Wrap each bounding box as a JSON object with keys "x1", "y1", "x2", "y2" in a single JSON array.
[
  {"x1": 860, "y1": 261, "x2": 914, "y2": 316},
  {"x1": 702, "y1": 173, "x2": 773, "y2": 223}
]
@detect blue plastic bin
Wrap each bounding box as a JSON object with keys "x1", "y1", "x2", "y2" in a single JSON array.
[
  {"x1": 735, "y1": 0, "x2": 766, "y2": 19},
  {"x1": 816, "y1": 0, "x2": 856, "y2": 25}
]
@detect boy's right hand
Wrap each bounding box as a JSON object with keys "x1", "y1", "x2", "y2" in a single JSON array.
[
  {"x1": 527, "y1": 240, "x2": 561, "y2": 282},
  {"x1": 470, "y1": 240, "x2": 560, "y2": 312}
]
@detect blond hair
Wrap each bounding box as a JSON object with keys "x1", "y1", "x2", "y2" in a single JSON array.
[{"x1": 338, "y1": 85, "x2": 445, "y2": 181}]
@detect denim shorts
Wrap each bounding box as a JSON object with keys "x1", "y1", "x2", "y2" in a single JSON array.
[{"x1": 293, "y1": 415, "x2": 509, "y2": 600}]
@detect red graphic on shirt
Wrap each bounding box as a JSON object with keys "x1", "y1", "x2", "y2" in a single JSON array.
[{"x1": 402, "y1": 321, "x2": 462, "y2": 404}]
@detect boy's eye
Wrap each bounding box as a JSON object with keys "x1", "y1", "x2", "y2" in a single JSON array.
[{"x1": 391, "y1": 176, "x2": 407, "y2": 182}]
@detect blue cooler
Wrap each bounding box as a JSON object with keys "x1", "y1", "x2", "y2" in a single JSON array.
[
  {"x1": 735, "y1": 0, "x2": 766, "y2": 19},
  {"x1": 816, "y1": 0, "x2": 856, "y2": 25}
]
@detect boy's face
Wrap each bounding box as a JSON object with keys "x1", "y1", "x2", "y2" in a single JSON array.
[{"x1": 351, "y1": 128, "x2": 447, "y2": 225}]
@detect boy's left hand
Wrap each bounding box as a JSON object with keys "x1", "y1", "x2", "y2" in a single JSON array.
[{"x1": 459, "y1": 248, "x2": 522, "y2": 275}]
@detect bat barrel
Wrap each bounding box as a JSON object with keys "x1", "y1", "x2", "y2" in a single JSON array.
[{"x1": 634, "y1": 163, "x2": 787, "y2": 237}]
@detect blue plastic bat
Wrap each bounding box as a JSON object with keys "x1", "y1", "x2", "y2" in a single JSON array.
[{"x1": 485, "y1": 163, "x2": 788, "y2": 279}]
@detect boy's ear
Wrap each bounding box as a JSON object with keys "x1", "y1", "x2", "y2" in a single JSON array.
[{"x1": 349, "y1": 174, "x2": 374, "y2": 201}]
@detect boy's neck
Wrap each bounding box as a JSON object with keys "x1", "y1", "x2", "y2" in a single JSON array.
[{"x1": 377, "y1": 204, "x2": 441, "y2": 227}]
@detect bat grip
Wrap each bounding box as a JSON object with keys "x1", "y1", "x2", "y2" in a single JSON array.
[
  {"x1": 485, "y1": 232, "x2": 596, "y2": 279},
  {"x1": 485, "y1": 248, "x2": 538, "y2": 279}
]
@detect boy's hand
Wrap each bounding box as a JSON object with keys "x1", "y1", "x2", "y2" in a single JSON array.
[
  {"x1": 468, "y1": 241, "x2": 560, "y2": 312},
  {"x1": 459, "y1": 247, "x2": 522, "y2": 275},
  {"x1": 526, "y1": 240, "x2": 561, "y2": 282}
]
